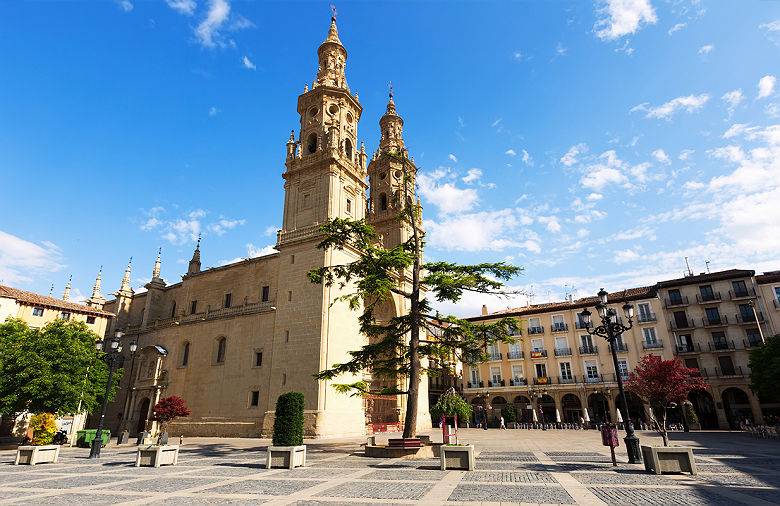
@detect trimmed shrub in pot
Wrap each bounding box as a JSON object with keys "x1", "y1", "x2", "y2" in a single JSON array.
[{"x1": 272, "y1": 392, "x2": 304, "y2": 446}]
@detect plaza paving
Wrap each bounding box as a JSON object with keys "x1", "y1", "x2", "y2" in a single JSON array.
[{"x1": 1, "y1": 429, "x2": 779, "y2": 505}]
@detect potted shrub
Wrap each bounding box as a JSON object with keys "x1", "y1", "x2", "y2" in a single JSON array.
[
  {"x1": 626, "y1": 355, "x2": 707, "y2": 475},
  {"x1": 266, "y1": 392, "x2": 306, "y2": 469},
  {"x1": 136, "y1": 396, "x2": 189, "y2": 467},
  {"x1": 15, "y1": 413, "x2": 61, "y2": 465},
  {"x1": 430, "y1": 389, "x2": 475, "y2": 470}
]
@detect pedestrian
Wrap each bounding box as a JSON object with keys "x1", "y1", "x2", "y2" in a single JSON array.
[{"x1": 500, "y1": 416, "x2": 506, "y2": 430}]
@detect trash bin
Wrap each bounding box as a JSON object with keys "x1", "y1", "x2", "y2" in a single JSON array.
[{"x1": 76, "y1": 429, "x2": 111, "y2": 448}]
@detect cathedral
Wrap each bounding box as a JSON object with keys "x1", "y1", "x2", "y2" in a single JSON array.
[{"x1": 98, "y1": 18, "x2": 430, "y2": 438}]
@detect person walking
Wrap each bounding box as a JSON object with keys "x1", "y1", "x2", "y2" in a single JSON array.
[{"x1": 500, "y1": 415, "x2": 506, "y2": 430}]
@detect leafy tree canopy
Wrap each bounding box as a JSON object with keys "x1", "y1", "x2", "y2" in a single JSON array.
[
  {"x1": 0, "y1": 318, "x2": 120, "y2": 416},
  {"x1": 152, "y1": 396, "x2": 190, "y2": 444},
  {"x1": 749, "y1": 334, "x2": 780, "y2": 400},
  {"x1": 430, "y1": 388, "x2": 473, "y2": 424}
]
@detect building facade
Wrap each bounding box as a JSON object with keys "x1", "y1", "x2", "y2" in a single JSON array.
[
  {"x1": 462, "y1": 269, "x2": 779, "y2": 430},
  {"x1": 95, "y1": 18, "x2": 429, "y2": 439}
]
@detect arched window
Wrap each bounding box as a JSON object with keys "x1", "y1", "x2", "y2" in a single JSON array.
[
  {"x1": 307, "y1": 133, "x2": 317, "y2": 154},
  {"x1": 345, "y1": 138, "x2": 353, "y2": 160},
  {"x1": 379, "y1": 193, "x2": 387, "y2": 211},
  {"x1": 170, "y1": 301, "x2": 177, "y2": 319},
  {"x1": 216, "y1": 337, "x2": 226, "y2": 364},
  {"x1": 181, "y1": 342, "x2": 190, "y2": 366}
]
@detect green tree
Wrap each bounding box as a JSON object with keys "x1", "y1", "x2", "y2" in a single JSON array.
[
  {"x1": 430, "y1": 388, "x2": 472, "y2": 426},
  {"x1": 501, "y1": 403, "x2": 517, "y2": 424},
  {"x1": 0, "y1": 318, "x2": 121, "y2": 417},
  {"x1": 749, "y1": 334, "x2": 780, "y2": 400},
  {"x1": 308, "y1": 151, "x2": 522, "y2": 438},
  {"x1": 272, "y1": 392, "x2": 305, "y2": 447}
]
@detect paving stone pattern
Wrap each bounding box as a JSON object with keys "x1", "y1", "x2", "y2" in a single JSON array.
[{"x1": 1, "y1": 430, "x2": 779, "y2": 505}]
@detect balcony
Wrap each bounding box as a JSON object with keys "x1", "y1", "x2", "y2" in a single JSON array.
[
  {"x1": 583, "y1": 374, "x2": 604, "y2": 383},
  {"x1": 637, "y1": 312, "x2": 657, "y2": 323},
  {"x1": 643, "y1": 339, "x2": 664, "y2": 350},
  {"x1": 715, "y1": 366, "x2": 745, "y2": 378},
  {"x1": 708, "y1": 340, "x2": 737, "y2": 352},
  {"x1": 575, "y1": 321, "x2": 589, "y2": 329},
  {"x1": 676, "y1": 342, "x2": 701, "y2": 354},
  {"x1": 610, "y1": 342, "x2": 629, "y2": 353},
  {"x1": 559, "y1": 375, "x2": 577, "y2": 384},
  {"x1": 467, "y1": 381, "x2": 484, "y2": 389},
  {"x1": 579, "y1": 345, "x2": 598, "y2": 355},
  {"x1": 703, "y1": 315, "x2": 729, "y2": 328},
  {"x1": 507, "y1": 350, "x2": 524, "y2": 360},
  {"x1": 735, "y1": 312, "x2": 765, "y2": 324},
  {"x1": 534, "y1": 376, "x2": 552, "y2": 385},
  {"x1": 529, "y1": 349, "x2": 548, "y2": 358},
  {"x1": 528, "y1": 326, "x2": 545, "y2": 335},
  {"x1": 488, "y1": 352, "x2": 503, "y2": 361},
  {"x1": 488, "y1": 379, "x2": 505, "y2": 387},
  {"x1": 509, "y1": 378, "x2": 528, "y2": 386},
  {"x1": 729, "y1": 287, "x2": 756, "y2": 300},
  {"x1": 554, "y1": 347, "x2": 572, "y2": 357},
  {"x1": 696, "y1": 292, "x2": 722, "y2": 304},
  {"x1": 665, "y1": 295, "x2": 690, "y2": 308},
  {"x1": 669, "y1": 318, "x2": 696, "y2": 331},
  {"x1": 551, "y1": 323, "x2": 569, "y2": 333},
  {"x1": 744, "y1": 338, "x2": 764, "y2": 348}
]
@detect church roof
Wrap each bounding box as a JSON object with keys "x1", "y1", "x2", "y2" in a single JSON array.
[{"x1": 0, "y1": 284, "x2": 115, "y2": 317}]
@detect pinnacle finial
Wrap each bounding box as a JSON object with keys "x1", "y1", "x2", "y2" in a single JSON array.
[
  {"x1": 388, "y1": 81, "x2": 393, "y2": 99},
  {"x1": 120, "y1": 257, "x2": 132, "y2": 292},
  {"x1": 91, "y1": 266, "x2": 103, "y2": 298},
  {"x1": 153, "y1": 247, "x2": 162, "y2": 279},
  {"x1": 330, "y1": 3, "x2": 337, "y2": 21},
  {"x1": 49, "y1": 284, "x2": 54, "y2": 297},
  {"x1": 62, "y1": 275, "x2": 72, "y2": 301}
]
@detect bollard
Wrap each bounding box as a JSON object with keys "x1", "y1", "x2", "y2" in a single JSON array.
[{"x1": 179, "y1": 435, "x2": 183, "y2": 445}]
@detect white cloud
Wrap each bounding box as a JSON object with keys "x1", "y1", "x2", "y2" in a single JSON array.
[
  {"x1": 521, "y1": 149, "x2": 533, "y2": 166},
  {"x1": 586, "y1": 193, "x2": 603, "y2": 201},
  {"x1": 594, "y1": 0, "x2": 657, "y2": 41},
  {"x1": 698, "y1": 44, "x2": 713, "y2": 55},
  {"x1": 678, "y1": 149, "x2": 695, "y2": 160},
  {"x1": 424, "y1": 209, "x2": 529, "y2": 252},
  {"x1": 166, "y1": 0, "x2": 196, "y2": 15},
  {"x1": 247, "y1": 244, "x2": 276, "y2": 257},
  {"x1": 0, "y1": 230, "x2": 65, "y2": 284},
  {"x1": 722, "y1": 89, "x2": 744, "y2": 115},
  {"x1": 139, "y1": 207, "x2": 244, "y2": 245},
  {"x1": 208, "y1": 218, "x2": 246, "y2": 235},
  {"x1": 722, "y1": 123, "x2": 759, "y2": 139},
  {"x1": 141, "y1": 217, "x2": 163, "y2": 231},
  {"x1": 119, "y1": 0, "x2": 133, "y2": 12},
  {"x1": 560, "y1": 143, "x2": 587, "y2": 167},
  {"x1": 264, "y1": 225, "x2": 277, "y2": 236},
  {"x1": 555, "y1": 42, "x2": 568, "y2": 56},
  {"x1": 416, "y1": 170, "x2": 478, "y2": 214},
  {"x1": 194, "y1": 0, "x2": 251, "y2": 48},
  {"x1": 759, "y1": 19, "x2": 780, "y2": 46},
  {"x1": 242, "y1": 56, "x2": 256, "y2": 70},
  {"x1": 614, "y1": 248, "x2": 640, "y2": 264},
  {"x1": 209, "y1": 106, "x2": 219, "y2": 116},
  {"x1": 766, "y1": 103, "x2": 780, "y2": 118},
  {"x1": 461, "y1": 168, "x2": 482, "y2": 184},
  {"x1": 538, "y1": 216, "x2": 561, "y2": 233},
  {"x1": 577, "y1": 228, "x2": 590, "y2": 238},
  {"x1": 448, "y1": 153, "x2": 457, "y2": 163},
  {"x1": 630, "y1": 94, "x2": 710, "y2": 120},
  {"x1": 652, "y1": 149, "x2": 670, "y2": 164},
  {"x1": 668, "y1": 23, "x2": 686, "y2": 35},
  {"x1": 758, "y1": 75, "x2": 776, "y2": 99},
  {"x1": 505, "y1": 149, "x2": 516, "y2": 156}
]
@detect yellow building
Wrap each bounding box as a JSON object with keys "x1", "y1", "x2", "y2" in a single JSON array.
[
  {"x1": 464, "y1": 287, "x2": 672, "y2": 427},
  {"x1": 95, "y1": 18, "x2": 429, "y2": 439}
]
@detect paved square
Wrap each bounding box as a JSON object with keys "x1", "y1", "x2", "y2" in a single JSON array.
[{"x1": 1, "y1": 429, "x2": 778, "y2": 505}]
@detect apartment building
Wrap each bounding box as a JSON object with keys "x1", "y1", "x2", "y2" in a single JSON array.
[{"x1": 464, "y1": 287, "x2": 673, "y2": 427}]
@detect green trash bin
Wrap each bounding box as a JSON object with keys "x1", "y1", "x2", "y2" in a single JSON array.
[{"x1": 77, "y1": 429, "x2": 111, "y2": 448}]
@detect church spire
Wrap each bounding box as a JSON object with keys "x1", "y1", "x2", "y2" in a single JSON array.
[
  {"x1": 119, "y1": 257, "x2": 133, "y2": 294},
  {"x1": 152, "y1": 247, "x2": 162, "y2": 279},
  {"x1": 187, "y1": 235, "x2": 201, "y2": 275},
  {"x1": 379, "y1": 84, "x2": 405, "y2": 152},
  {"x1": 316, "y1": 15, "x2": 349, "y2": 89},
  {"x1": 62, "y1": 275, "x2": 72, "y2": 301},
  {"x1": 86, "y1": 267, "x2": 106, "y2": 308}
]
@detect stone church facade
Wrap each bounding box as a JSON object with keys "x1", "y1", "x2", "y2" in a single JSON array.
[{"x1": 98, "y1": 18, "x2": 429, "y2": 438}]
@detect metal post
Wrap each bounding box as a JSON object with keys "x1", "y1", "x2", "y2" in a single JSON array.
[
  {"x1": 607, "y1": 325, "x2": 642, "y2": 463},
  {"x1": 89, "y1": 356, "x2": 116, "y2": 459}
]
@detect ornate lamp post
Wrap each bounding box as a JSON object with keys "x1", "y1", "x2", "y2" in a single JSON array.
[
  {"x1": 579, "y1": 289, "x2": 642, "y2": 464},
  {"x1": 89, "y1": 330, "x2": 136, "y2": 459}
]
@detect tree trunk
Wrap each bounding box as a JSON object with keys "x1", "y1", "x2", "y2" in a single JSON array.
[
  {"x1": 661, "y1": 409, "x2": 669, "y2": 446},
  {"x1": 402, "y1": 151, "x2": 421, "y2": 440}
]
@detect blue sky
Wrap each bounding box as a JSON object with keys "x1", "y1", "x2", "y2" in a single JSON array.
[{"x1": 1, "y1": 0, "x2": 779, "y2": 317}]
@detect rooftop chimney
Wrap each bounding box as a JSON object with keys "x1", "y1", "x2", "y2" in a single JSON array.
[{"x1": 481, "y1": 304, "x2": 488, "y2": 316}]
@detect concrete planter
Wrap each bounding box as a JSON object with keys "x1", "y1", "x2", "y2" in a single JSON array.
[
  {"x1": 266, "y1": 445, "x2": 306, "y2": 469},
  {"x1": 14, "y1": 445, "x2": 60, "y2": 465},
  {"x1": 641, "y1": 445, "x2": 697, "y2": 475},
  {"x1": 440, "y1": 444, "x2": 475, "y2": 470},
  {"x1": 135, "y1": 444, "x2": 180, "y2": 467}
]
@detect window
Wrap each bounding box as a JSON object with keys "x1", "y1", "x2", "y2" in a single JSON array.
[
  {"x1": 282, "y1": 373, "x2": 287, "y2": 386},
  {"x1": 511, "y1": 365, "x2": 523, "y2": 382},
  {"x1": 509, "y1": 342, "x2": 521, "y2": 358},
  {"x1": 506, "y1": 321, "x2": 521, "y2": 336},
  {"x1": 470, "y1": 368, "x2": 480, "y2": 385},
  {"x1": 705, "y1": 307, "x2": 721, "y2": 325},
  {"x1": 490, "y1": 366, "x2": 501, "y2": 384},
  {"x1": 170, "y1": 301, "x2": 177, "y2": 318},
  {"x1": 250, "y1": 391, "x2": 259, "y2": 407},
  {"x1": 673, "y1": 310, "x2": 689, "y2": 328},
  {"x1": 307, "y1": 133, "x2": 317, "y2": 153},
  {"x1": 288, "y1": 291, "x2": 292, "y2": 302},
  {"x1": 684, "y1": 358, "x2": 698, "y2": 369},
  {"x1": 559, "y1": 362, "x2": 573, "y2": 380},
  {"x1": 531, "y1": 338, "x2": 543, "y2": 351},
  {"x1": 290, "y1": 255, "x2": 295, "y2": 264},
  {"x1": 255, "y1": 351, "x2": 263, "y2": 367},
  {"x1": 345, "y1": 138, "x2": 353, "y2": 160},
  {"x1": 617, "y1": 359, "x2": 629, "y2": 378},
  {"x1": 285, "y1": 330, "x2": 289, "y2": 343},
  {"x1": 191, "y1": 301, "x2": 198, "y2": 314},
  {"x1": 224, "y1": 293, "x2": 232, "y2": 308},
  {"x1": 580, "y1": 334, "x2": 594, "y2": 351},
  {"x1": 551, "y1": 315, "x2": 565, "y2": 331},
  {"x1": 637, "y1": 303, "x2": 652, "y2": 321},
  {"x1": 739, "y1": 303, "x2": 754, "y2": 321},
  {"x1": 732, "y1": 280, "x2": 748, "y2": 297},
  {"x1": 699, "y1": 285, "x2": 715, "y2": 301},
  {"x1": 585, "y1": 360, "x2": 599, "y2": 381},
  {"x1": 379, "y1": 193, "x2": 388, "y2": 211},
  {"x1": 718, "y1": 356, "x2": 736, "y2": 376},
  {"x1": 535, "y1": 363, "x2": 547, "y2": 378},
  {"x1": 262, "y1": 285, "x2": 270, "y2": 302},
  {"x1": 528, "y1": 317, "x2": 542, "y2": 334},
  {"x1": 712, "y1": 331, "x2": 727, "y2": 350},
  {"x1": 216, "y1": 338, "x2": 226, "y2": 364},
  {"x1": 182, "y1": 342, "x2": 190, "y2": 366},
  {"x1": 746, "y1": 328, "x2": 762, "y2": 346},
  {"x1": 775, "y1": 286, "x2": 780, "y2": 302},
  {"x1": 642, "y1": 327, "x2": 657, "y2": 344},
  {"x1": 679, "y1": 334, "x2": 693, "y2": 352},
  {"x1": 86, "y1": 316, "x2": 96, "y2": 324},
  {"x1": 59, "y1": 312, "x2": 70, "y2": 320},
  {"x1": 32, "y1": 308, "x2": 44, "y2": 317},
  {"x1": 668, "y1": 289, "x2": 683, "y2": 305},
  {"x1": 346, "y1": 198, "x2": 352, "y2": 214}
]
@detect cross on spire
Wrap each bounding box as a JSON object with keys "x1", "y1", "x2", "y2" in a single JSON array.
[
  {"x1": 388, "y1": 81, "x2": 393, "y2": 98},
  {"x1": 330, "y1": 3, "x2": 337, "y2": 20}
]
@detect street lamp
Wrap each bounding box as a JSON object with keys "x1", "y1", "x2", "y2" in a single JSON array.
[
  {"x1": 89, "y1": 330, "x2": 135, "y2": 459},
  {"x1": 747, "y1": 300, "x2": 766, "y2": 343},
  {"x1": 580, "y1": 289, "x2": 642, "y2": 464}
]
